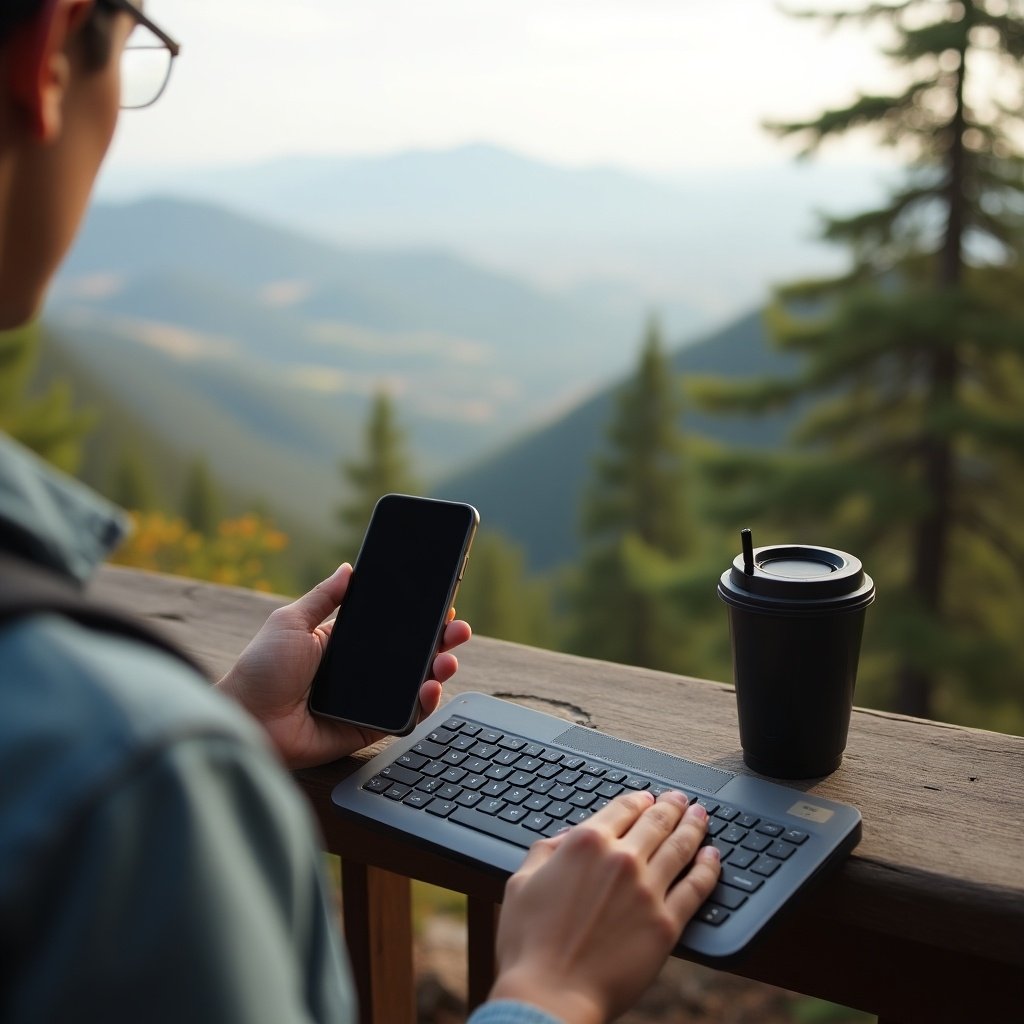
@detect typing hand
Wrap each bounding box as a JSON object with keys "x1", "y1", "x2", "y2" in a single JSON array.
[
  {"x1": 489, "y1": 791, "x2": 720, "y2": 1024},
  {"x1": 217, "y1": 563, "x2": 471, "y2": 769}
]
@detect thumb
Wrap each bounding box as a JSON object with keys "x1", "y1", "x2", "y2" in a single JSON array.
[{"x1": 287, "y1": 563, "x2": 352, "y2": 628}]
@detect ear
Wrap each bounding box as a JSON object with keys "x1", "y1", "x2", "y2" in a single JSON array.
[{"x1": 8, "y1": 0, "x2": 96, "y2": 143}]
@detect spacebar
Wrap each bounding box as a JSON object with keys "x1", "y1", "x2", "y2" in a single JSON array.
[{"x1": 450, "y1": 808, "x2": 537, "y2": 849}]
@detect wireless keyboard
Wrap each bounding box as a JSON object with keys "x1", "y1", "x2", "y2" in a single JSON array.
[{"x1": 331, "y1": 691, "x2": 861, "y2": 963}]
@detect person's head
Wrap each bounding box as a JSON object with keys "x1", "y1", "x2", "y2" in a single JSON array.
[{"x1": 0, "y1": 0, "x2": 140, "y2": 327}]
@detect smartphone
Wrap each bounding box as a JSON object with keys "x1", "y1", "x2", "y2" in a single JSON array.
[{"x1": 308, "y1": 493, "x2": 479, "y2": 735}]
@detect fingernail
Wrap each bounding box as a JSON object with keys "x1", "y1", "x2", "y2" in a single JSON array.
[
  {"x1": 660, "y1": 790, "x2": 688, "y2": 807},
  {"x1": 688, "y1": 803, "x2": 708, "y2": 821},
  {"x1": 700, "y1": 845, "x2": 721, "y2": 862}
]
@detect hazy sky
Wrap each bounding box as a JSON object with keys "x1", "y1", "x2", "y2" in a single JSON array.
[{"x1": 107, "y1": 0, "x2": 899, "y2": 175}]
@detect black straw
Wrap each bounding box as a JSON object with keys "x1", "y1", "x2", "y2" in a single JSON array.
[{"x1": 741, "y1": 528, "x2": 755, "y2": 575}]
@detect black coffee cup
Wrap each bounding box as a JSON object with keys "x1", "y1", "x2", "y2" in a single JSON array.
[{"x1": 718, "y1": 530, "x2": 875, "y2": 779}]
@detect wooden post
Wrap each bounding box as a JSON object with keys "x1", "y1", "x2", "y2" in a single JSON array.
[
  {"x1": 341, "y1": 861, "x2": 415, "y2": 1024},
  {"x1": 466, "y1": 898, "x2": 501, "y2": 1012}
]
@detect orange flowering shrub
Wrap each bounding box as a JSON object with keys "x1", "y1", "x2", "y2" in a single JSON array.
[{"x1": 110, "y1": 511, "x2": 290, "y2": 593}]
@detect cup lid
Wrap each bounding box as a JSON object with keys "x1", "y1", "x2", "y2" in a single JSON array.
[{"x1": 718, "y1": 542, "x2": 875, "y2": 610}]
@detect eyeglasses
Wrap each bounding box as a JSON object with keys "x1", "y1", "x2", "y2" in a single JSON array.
[{"x1": 98, "y1": 0, "x2": 181, "y2": 109}]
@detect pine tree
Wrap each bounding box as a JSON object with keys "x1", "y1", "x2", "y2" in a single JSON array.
[
  {"x1": 453, "y1": 530, "x2": 555, "y2": 647},
  {"x1": 692, "y1": 0, "x2": 1024, "y2": 723},
  {"x1": 0, "y1": 323, "x2": 91, "y2": 472},
  {"x1": 109, "y1": 448, "x2": 158, "y2": 512},
  {"x1": 571, "y1": 319, "x2": 693, "y2": 671},
  {"x1": 337, "y1": 391, "x2": 419, "y2": 559},
  {"x1": 182, "y1": 458, "x2": 223, "y2": 537}
]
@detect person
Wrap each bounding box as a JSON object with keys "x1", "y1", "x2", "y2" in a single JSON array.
[{"x1": 0, "y1": 2, "x2": 721, "y2": 1022}]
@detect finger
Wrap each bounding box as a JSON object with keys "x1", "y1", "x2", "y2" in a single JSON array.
[
  {"x1": 618, "y1": 790, "x2": 689, "y2": 859},
  {"x1": 439, "y1": 619, "x2": 472, "y2": 652},
  {"x1": 417, "y1": 680, "x2": 443, "y2": 718},
  {"x1": 665, "y1": 845, "x2": 721, "y2": 926},
  {"x1": 287, "y1": 564, "x2": 352, "y2": 628},
  {"x1": 574, "y1": 789, "x2": 655, "y2": 840},
  {"x1": 512, "y1": 830, "x2": 563, "y2": 879},
  {"x1": 648, "y1": 801, "x2": 712, "y2": 891},
  {"x1": 431, "y1": 651, "x2": 459, "y2": 683}
]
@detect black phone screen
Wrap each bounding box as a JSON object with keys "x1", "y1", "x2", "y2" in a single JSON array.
[{"x1": 309, "y1": 494, "x2": 477, "y2": 733}]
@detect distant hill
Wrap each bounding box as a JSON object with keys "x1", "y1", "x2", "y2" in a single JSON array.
[
  {"x1": 98, "y1": 143, "x2": 888, "y2": 320},
  {"x1": 437, "y1": 309, "x2": 801, "y2": 571}
]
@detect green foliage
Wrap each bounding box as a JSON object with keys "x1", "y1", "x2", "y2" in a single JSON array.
[
  {"x1": 0, "y1": 324, "x2": 92, "y2": 473},
  {"x1": 450, "y1": 530, "x2": 556, "y2": 647},
  {"x1": 182, "y1": 458, "x2": 224, "y2": 536},
  {"x1": 571, "y1": 320, "x2": 699, "y2": 672},
  {"x1": 337, "y1": 391, "x2": 420, "y2": 560},
  {"x1": 691, "y1": 0, "x2": 1024, "y2": 728},
  {"x1": 108, "y1": 448, "x2": 159, "y2": 512}
]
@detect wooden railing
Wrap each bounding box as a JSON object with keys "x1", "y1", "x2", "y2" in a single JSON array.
[{"x1": 91, "y1": 566, "x2": 1024, "y2": 1024}]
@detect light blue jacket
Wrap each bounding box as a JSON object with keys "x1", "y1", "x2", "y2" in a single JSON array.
[{"x1": 0, "y1": 434, "x2": 560, "y2": 1024}]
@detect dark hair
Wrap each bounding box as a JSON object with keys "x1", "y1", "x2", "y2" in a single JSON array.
[{"x1": 0, "y1": 0, "x2": 115, "y2": 71}]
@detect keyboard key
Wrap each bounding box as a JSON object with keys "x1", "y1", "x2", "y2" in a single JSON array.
[
  {"x1": 425, "y1": 799, "x2": 457, "y2": 817},
  {"x1": 498, "y1": 805, "x2": 529, "y2": 823},
  {"x1": 442, "y1": 750, "x2": 467, "y2": 766},
  {"x1": 479, "y1": 730, "x2": 503, "y2": 745},
  {"x1": 720, "y1": 826, "x2": 748, "y2": 845},
  {"x1": 494, "y1": 750, "x2": 521, "y2": 766},
  {"x1": 523, "y1": 813, "x2": 552, "y2": 833},
  {"x1": 450, "y1": 735, "x2": 477, "y2": 751},
  {"x1": 568, "y1": 791, "x2": 596, "y2": 808},
  {"x1": 470, "y1": 742, "x2": 500, "y2": 759},
  {"x1": 498, "y1": 736, "x2": 527, "y2": 751},
  {"x1": 556, "y1": 769, "x2": 582, "y2": 785},
  {"x1": 721, "y1": 869, "x2": 764, "y2": 894},
  {"x1": 543, "y1": 820, "x2": 572, "y2": 837},
  {"x1": 508, "y1": 771, "x2": 534, "y2": 788},
  {"x1": 741, "y1": 834, "x2": 772, "y2": 853},
  {"x1": 708, "y1": 884, "x2": 747, "y2": 910},
  {"x1": 420, "y1": 760, "x2": 447, "y2": 778},
  {"x1": 523, "y1": 743, "x2": 546, "y2": 758},
  {"x1": 597, "y1": 782, "x2": 624, "y2": 798},
  {"x1": 546, "y1": 801, "x2": 572, "y2": 819},
  {"x1": 484, "y1": 765, "x2": 513, "y2": 780},
  {"x1": 514, "y1": 756, "x2": 543, "y2": 773},
  {"x1": 412, "y1": 739, "x2": 446, "y2": 759},
  {"x1": 604, "y1": 769, "x2": 626, "y2": 783},
  {"x1": 582, "y1": 763, "x2": 606, "y2": 777},
  {"x1": 482, "y1": 780, "x2": 509, "y2": 797},
  {"x1": 402, "y1": 791, "x2": 432, "y2": 809},
  {"x1": 524, "y1": 794, "x2": 551, "y2": 812},
  {"x1": 380, "y1": 764, "x2": 422, "y2": 786},
  {"x1": 767, "y1": 840, "x2": 797, "y2": 861},
  {"x1": 530, "y1": 778, "x2": 556, "y2": 794},
  {"x1": 436, "y1": 783, "x2": 461, "y2": 801},
  {"x1": 537, "y1": 763, "x2": 563, "y2": 779},
  {"x1": 427, "y1": 727, "x2": 456, "y2": 745},
  {"x1": 698, "y1": 905, "x2": 731, "y2": 926},
  {"x1": 396, "y1": 752, "x2": 428, "y2": 771},
  {"x1": 751, "y1": 856, "x2": 781, "y2": 877},
  {"x1": 576, "y1": 775, "x2": 601, "y2": 792},
  {"x1": 456, "y1": 791, "x2": 483, "y2": 808},
  {"x1": 464, "y1": 757, "x2": 489, "y2": 774},
  {"x1": 442, "y1": 717, "x2": 466, "y2": 731},
  {"x1": 461, "y1": 774, "x2": 487, "y2": 790},
  {"x1": 714, "y1": 805, "x2": 740, "y2": 822},
  {"x1": 441, "y1": 767, "x2": 467, "y2": 784},
  {"x1": 549, "y1": 784, "x2": 574, "y2": 802},
  {"x1": 707, "y1": 838, "x2": 733, "y2": 863},
  {"x1": 729, "y1": 848, "x2": 757, "y2": 869},
  {"x1": 384, "y1": 784, "x2": 410, "y2": 800},
  {"x1": 783, "y1": 829, "x2": 809, "y2": 845},
  {"x1": 539, "y1": 749, "x2": 563, "y2": 764},
  {"x1": 416, "y1": 778, "x2": 444, "y2": 794},
  {"x1": 736, "y1": 813, "x2": 760, "y2": 829},
  {"x1": 756, "y1": 821, "x2": 784, "y2": 837},
  {"x1": 460, "y1": 723, "x2": 482, "y2": 737},
  {"x1": 705, "y1": 817, "x2": 727, "y2": 837},
  {"x1": 478, "y1": 797, "x2": 505, "y2": 815},
  {"x1": 623, "y1": 776, "x2": 650, "y2": 790},
  {"x1": 363, "y1": 776, "x2": 389, "y2": 794},
  {"x1": 562, "y1": 756, "x2": 586, "y2": 770},
  {"x1": 504, "y1": 788, "x2": 531, "y2": 805},
  {"x1": 696, "y1": 797, "x2": 719, "y2": 815},
  {"x1": 566, "y1": 808, "x2": 593, "y2": 824}
]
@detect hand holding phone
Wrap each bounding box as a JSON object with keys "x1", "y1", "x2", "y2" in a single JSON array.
[{"x1": 309, "y1": 494, "x2": 479, "y2": 735}]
